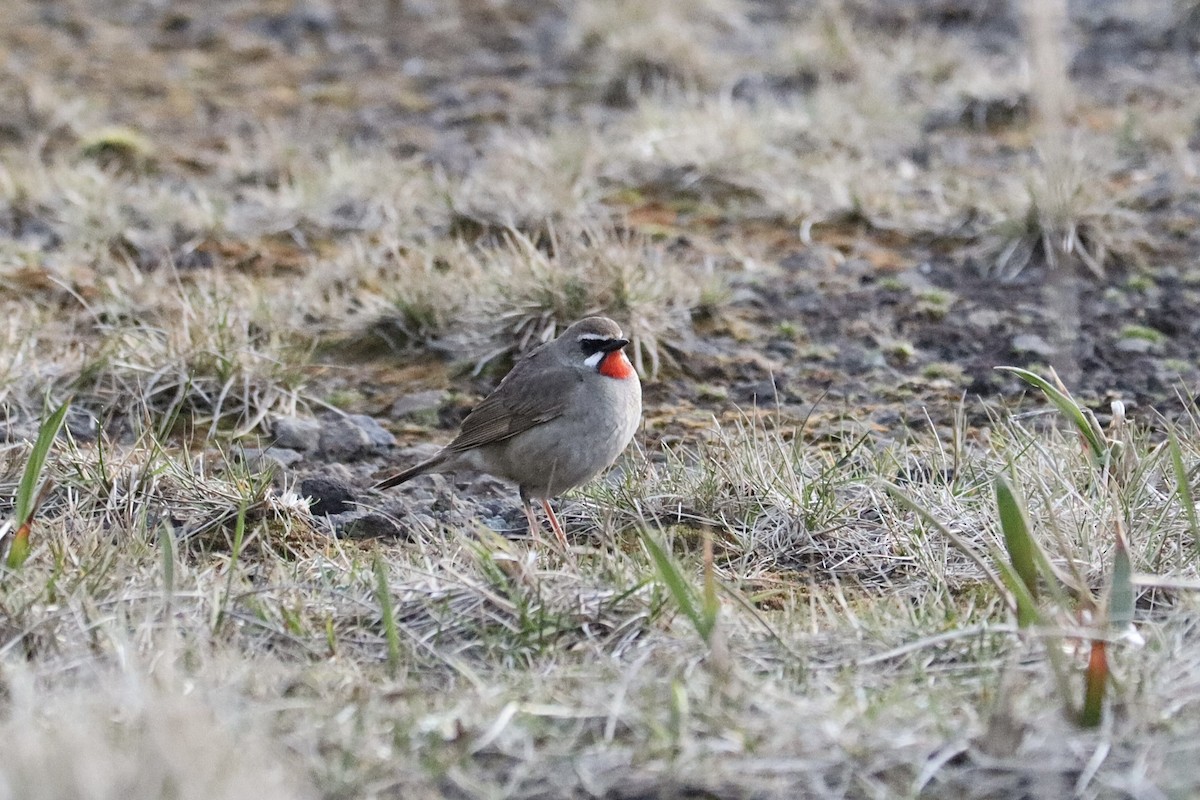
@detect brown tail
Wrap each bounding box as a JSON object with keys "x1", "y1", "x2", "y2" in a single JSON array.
[{"x1": 374, "y1": 454, "x2": 445, "y2": 491}]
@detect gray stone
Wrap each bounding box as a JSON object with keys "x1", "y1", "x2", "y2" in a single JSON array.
[
  {"x1": 338, "y1": 512, "x2": 406, "y2": 540},
  {"x1": 1115, "y1": 336, "x2": 1155, "y2": 354},
  {"x1": 265, "y1": 446, "x2": 304, "y2": 467},
  {"x1": 346, "y1": 414, "x2": 396, "y2": 449},
  {"x1": 967, "y1": 308, "x2": 1004, "y2": 328},
  {"x1": 737, "y1": 376, "x2": 786, "y2": 406},
  {"x1": 317, "y1": 416, "x2": 373, "y2": 461},
  {"x1": 300, "y1": 476, "x2": 355, "y2": 516},
  {"x1": 1012, "y1": 334, "x2": 1056, "y2": 357},
  {"x1": 239, "y1": 447, "x2": 303, "y2": 471},
  {"x1": 389, "y1": 390, "x2": 445, "y2": 419},
  {"x1": 271, "y1": 416, "x2": 321, "y2": 452}
]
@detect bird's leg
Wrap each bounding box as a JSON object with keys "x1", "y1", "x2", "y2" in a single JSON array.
[
  {"x1": 542, "y1": 498, "x2": 570, "y2": 552},
  {"x1": 520, "y1": 488, "x2": 544, "y2": 543},
  {"x1": 520, "y1": 489, "x2": 571, "y2": 560}
]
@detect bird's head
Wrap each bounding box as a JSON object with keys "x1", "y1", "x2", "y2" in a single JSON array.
[{"x1": 560, "y1": 316, "x2": 636, "y2": 380}]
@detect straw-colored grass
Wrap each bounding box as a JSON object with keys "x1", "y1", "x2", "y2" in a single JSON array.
[{"x1": 1, "y1": 2, "x2": 1197, "y2": 798}]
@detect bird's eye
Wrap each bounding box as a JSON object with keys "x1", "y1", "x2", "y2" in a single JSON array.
[{"x1": 579, "y1": 338, "x2": 608, "y2": 355}]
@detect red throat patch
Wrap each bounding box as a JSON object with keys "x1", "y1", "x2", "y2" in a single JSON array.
[{"x1": 599, "y1": 350, "x2": 635, "y2": 380}]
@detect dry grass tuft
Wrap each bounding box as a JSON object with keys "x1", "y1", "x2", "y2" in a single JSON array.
[
  {"x1": 482, "y1": 228, "x2": 709, "y2": 377},
  {"x1": 346, "y1": 226, "x2": 712, "y2": 378},
  {"x1": 2, "y1": 2, "x2": 1200, "y2": 797},
  {"x1": 74, "y1": 283, "x2": 309, "y2": 436},
  {"x1": 568, "y1": 0, "x2": 752, "y2": 99},
  {"x1": 450, "y1": 128, "x2": 602, "y2": 232},
  {"x1": 0, "y1": 665, "x2": 316, "y2": 800}
]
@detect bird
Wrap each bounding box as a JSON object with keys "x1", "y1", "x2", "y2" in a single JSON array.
[{"x1": 375, "y1": 316, "x2": 642, "y2": 550}]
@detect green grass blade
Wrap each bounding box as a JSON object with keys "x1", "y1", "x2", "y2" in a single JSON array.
[
  {"x1": 1166, "y1": 427, "x2": 1200, "y2": 557},
  {"x1": 13, "y1": 401, "x2": 70, "y2": 526},
  {"x1": 995, "y1": 367, "x2": 1106, "y2": 461},
  {"x1": 229, "y1": 505, "x2": 247, "y2": 567},
  {"x1": 995, "y1": 475, "x2": 1039, "y2": 607},
  {"x1": 373, "y1": 556, "x2": 401, "y2": 677},
  {"x1": 887, "y1": 483, "x2": 1041, "y2": 625},
  {"x1": 214, "y1": 505, "x2": 248, "y2": 631},
  {"x1": 6, "y1": 401, "x2": 69, "y2": 570},
  {"x1": 1108, "y1": 529, "x2": 1134, "y2": 633},
  {"x1": 642, "y1": 529, "x2": 712, "y2": 643},
  {"x1": 160, "y1": 521, "x2": 176, "y2": 608}
]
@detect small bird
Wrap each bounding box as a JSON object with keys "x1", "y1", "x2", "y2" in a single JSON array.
[{"x1": 375, "y1": 316, "x2": 642, "y2": 549}]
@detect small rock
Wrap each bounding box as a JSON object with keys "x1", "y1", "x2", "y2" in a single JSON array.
[
  {"x1": 1115, "y1": 337, "x2": 1154, "y2": 354},
  {"x1": 737, "y1": 376, "x2": 786, "y2": 405},
  {"x1": 346, "y1": 414, "x2": 396, "y2": 449},
  {"x1": 300, "y1": 476, "x2": 355, "y2": 516},
  {"x1": 338, "y1": 512, "x2": 406, "y2": 540},
  {"x1": 265, "y1": 446, "x2": 304, "y2": 467},
  {"x1": 272, "y1": 416, "x2": 321, "y2": 452},
  {"x1": 483, "y1": 505, "x2": 529, "y2": 535},
  {"x1": 389, "y1": 389, "x2": 445, "y2": 419},
  {"x1": 430, "y1": 491, "x2": 457, "y2": 514},
  {"x1": 967, "y1": 308, "x2": 1004, "y2": 328},
  {"x1": 317, "y1": 416, "x2": 373, "y2": 461},
  {"x1": 240, "y1": 447, "x2": 304, "y2": 470},
  {"x1": 482, "y1": 516, "x2": 509, "y2": 532},
  {"x1": 779, "y1": 251, "x2": 823, "y2": 273},
  {"x1": 1012, "y1": 333, "x2": 1056, "y2": 357},
  {"x1": 890, "y1": 269, "x2": 935, "y2": 293}
]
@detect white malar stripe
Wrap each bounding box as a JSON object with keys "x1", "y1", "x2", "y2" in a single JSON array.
[{"x1": 584, "y1": 351, "x2": 604, "y2": 369}]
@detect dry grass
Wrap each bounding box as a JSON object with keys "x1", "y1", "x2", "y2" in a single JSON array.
[
  {"x1": 567, "y1": 0, "x2": 753, "y2": 96},
  {"x1": 5, "y1": 399, "x2": 1200, "y2": 796},
  {"x1": 0, "y1": 662, "x2": 315, "y2": 800},
  {"x1": 1, "y1": 2, "x2": 1199, "y2": 798}
]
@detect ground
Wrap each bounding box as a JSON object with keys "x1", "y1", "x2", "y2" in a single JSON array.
[{"x1": 2, "y1": 1, "x2": 1200, "y2": 798}]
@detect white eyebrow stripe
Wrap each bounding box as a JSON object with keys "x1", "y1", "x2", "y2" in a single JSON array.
[
  {"x1": 577, "y1": 333, "x2": 607, "y2": 341},
  {"x1": 584, "y1": 351, "x2": 604, "y2": 368}
]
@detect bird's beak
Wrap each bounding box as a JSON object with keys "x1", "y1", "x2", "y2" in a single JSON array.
[{"x1": 601, "y1": 338, "x2": 630, "y2": 353}]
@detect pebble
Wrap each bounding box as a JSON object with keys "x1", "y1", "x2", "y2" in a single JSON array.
[
  {"x1": 1115, "y1": 337, "x2": 1154, "y2": 354},
  {"x1": 300, "y1": 475, "x2": 356, "y2": 516},
  {"x1": 317, "y1": 416, "x2": 373, "y2": 461},
  {"x1": 389, "y1": 390, "x2": 445, "y2": 419},
  {"x1": 272, "y1": 416, "x2": 321, "y2": 452},
  {"x1": 346, "y1": 414, "x2": 396, "y2": 449},
  {"x1": 337, "y1": 512, "x2": 406, "y2": 540},
  {"x1": 1012, "y1": 333, "x2": 1056, "y2": 357},
  {"x1": 737, "y1": 376, "x2": 786, "y2": 406},
  {"x1": 240, "y1": 447, "x2": 304, "y2": 470}
]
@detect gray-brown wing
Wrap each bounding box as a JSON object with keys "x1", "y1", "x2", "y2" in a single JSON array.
[{"x1": 446, "y1": 352, "x2": 579, "y2": 453}]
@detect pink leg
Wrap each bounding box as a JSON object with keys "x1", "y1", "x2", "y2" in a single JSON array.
[
  {"x1": 542, "y1": 499, "x2": 569, "y2": 551},
  {"x1": 522, "y1": 501, "x2": 543, "y2": 540}
]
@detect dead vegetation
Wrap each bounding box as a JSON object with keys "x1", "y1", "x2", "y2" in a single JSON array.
[{"x1": 2, "y1": 0, "x2": 1200, "y2": 798}]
